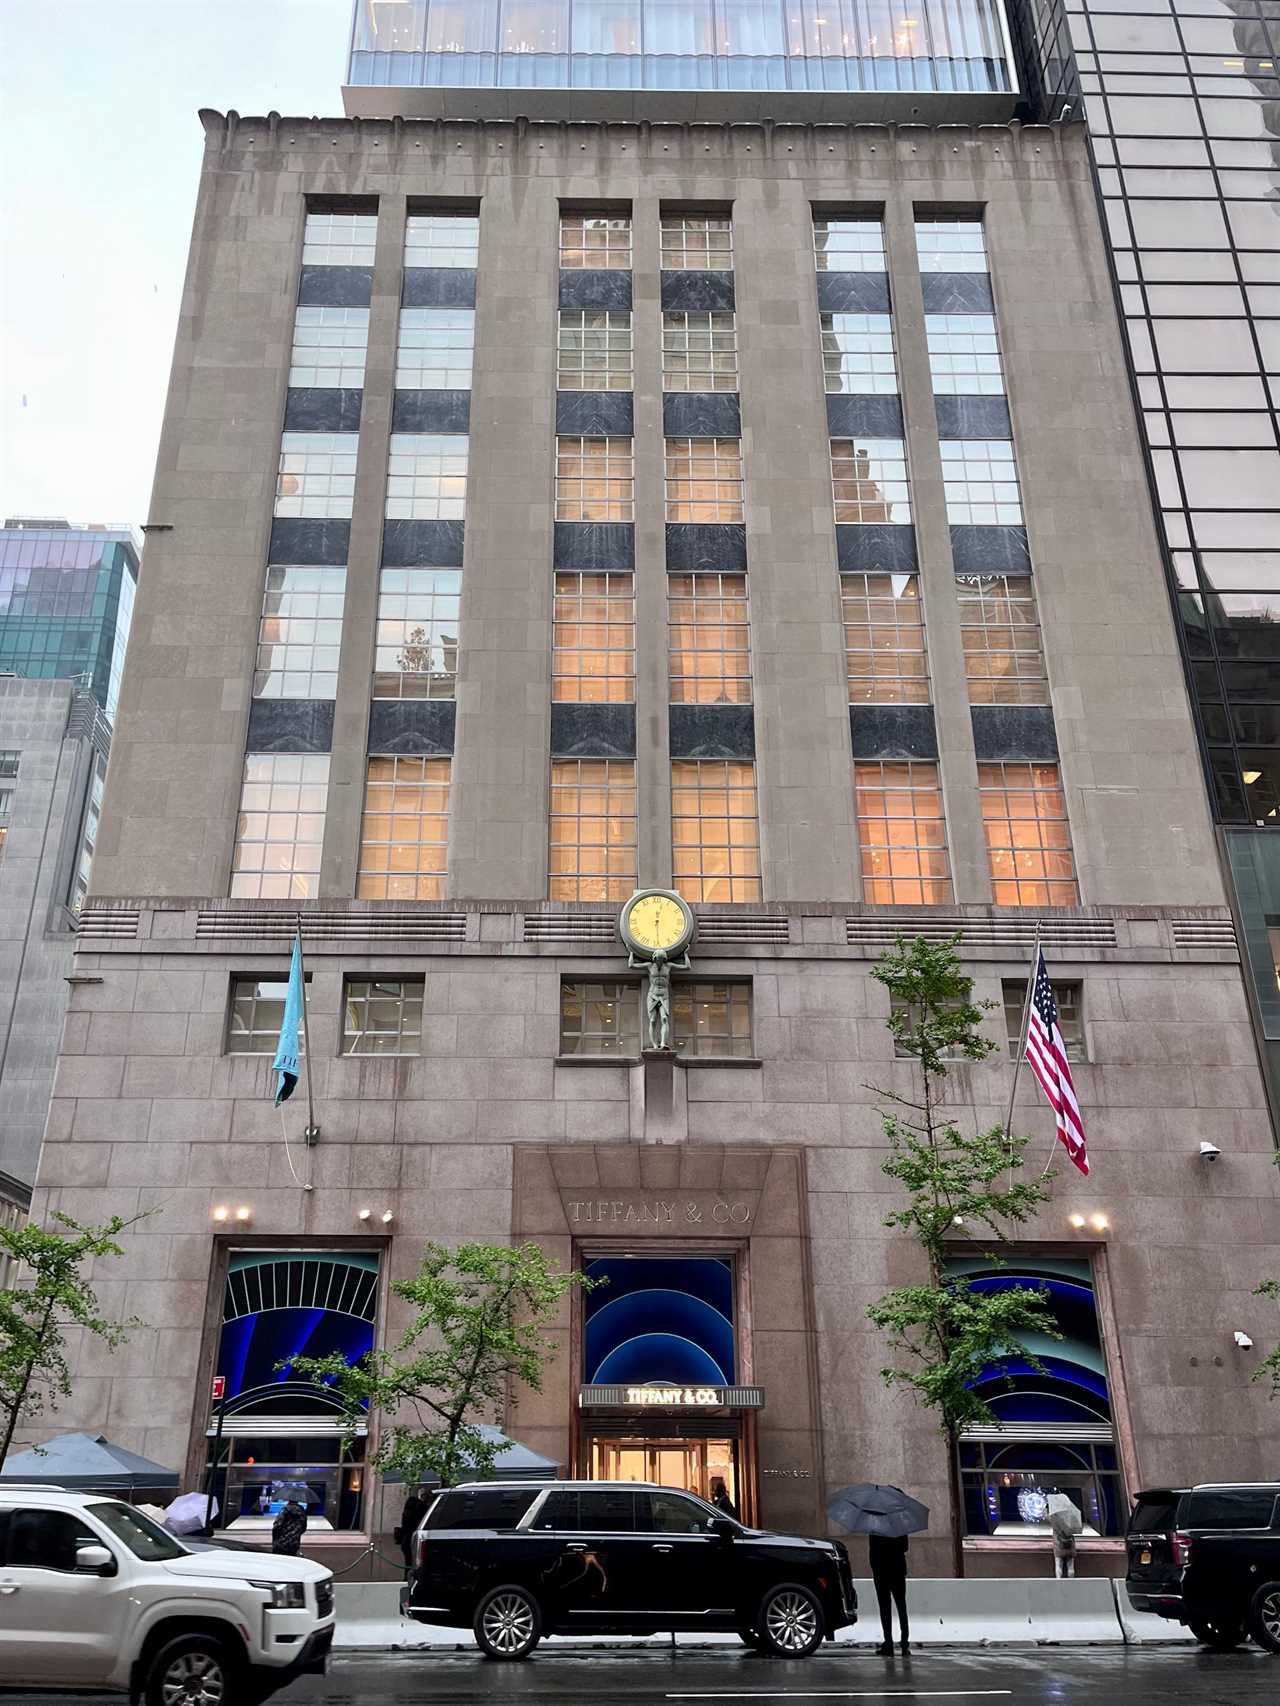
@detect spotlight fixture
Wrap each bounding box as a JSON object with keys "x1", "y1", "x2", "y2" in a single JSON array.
[
  {"x1": 358, "y1": 1209, "x2": 372, "y2": 1222},
  {"x1": 1069, "y1": 1213, "x2": 1086, "y2": 1229},
  {"x1": 381, "y1": 1210, "x2": 395, "y2": 1225},
  {"x1": 235, "y1": 1206, "x2": 252, "y2": 1223},
  {"x1": 1090, "y1": 1213, "x2": 1109, "y2": 1232},
  {"x1": 1234, "y1": 1330, "x2": 1253, "y2": 1349},
  {"x1": 1198, "y1": 1142, "x2": 1221, "y2": 1161},
  {"x1": 212, "y1": 1206, "x2": 228, "y2": 1223}
]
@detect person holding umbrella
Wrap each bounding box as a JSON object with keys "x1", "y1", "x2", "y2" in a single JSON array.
[
  {"x1": 1046, "y1": 1491, "x2": 1082, "y2": 1578},
  {"x1": 827, "y1": 1484, "x2": 929, "y2": 1657}
]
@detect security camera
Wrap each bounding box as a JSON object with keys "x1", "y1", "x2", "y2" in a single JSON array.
[
  {"x1": 1234, "y1": 1331, "x2": 1253, "y2": 1349},
  {"x1": 1199, "y1": 1142, "x2": 1221, "y2": 1161}
]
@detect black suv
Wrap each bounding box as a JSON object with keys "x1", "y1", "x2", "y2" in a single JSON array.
[
  {"x1": 403, "y1": 1480, "x2": 856, "y2": 1659},
  {"x1": 1125, "y1": 1483, "x2": 1280, "y2": 1652}
]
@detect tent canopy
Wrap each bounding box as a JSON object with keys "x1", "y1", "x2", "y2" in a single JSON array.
[
  {"x1": 384, "y1": 1425, "x2": 561, "y2": 1486},
  {"x1": 0, "y1": 1433, "x2": 180, "y2": 1495}
]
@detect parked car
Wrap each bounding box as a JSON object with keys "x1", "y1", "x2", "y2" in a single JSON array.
[
  {"x1": 0, "y1": 1484, "x2": 335, "y2": 1701},
  {"x1": 1125, "y1": 1482, "x2": 1280, "y2": 1652},
  {"x1": 402, "y1": 1479, "x2": 857, "y2": 1659}
]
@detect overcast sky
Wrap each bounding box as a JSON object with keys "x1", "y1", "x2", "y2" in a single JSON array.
[{"x1": 0, "y1": 0, "x2": 354, "y2": 527}]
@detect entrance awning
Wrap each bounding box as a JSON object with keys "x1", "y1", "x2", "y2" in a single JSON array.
[{"x1": 578, "y1": 1383, "x2": 764, "y2": 1411}]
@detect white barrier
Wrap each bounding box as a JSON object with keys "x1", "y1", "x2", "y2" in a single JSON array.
[{"x1": 1111, "y1": 1579, "x2": 1197, "y2": 1644}]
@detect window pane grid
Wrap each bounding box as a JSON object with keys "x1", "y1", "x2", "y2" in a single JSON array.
[
  {"x1": 821, "y1": 312, "x2": 899, "y2": 395},
  {"x1": 661, "y1": 215, "x2": 733, "y2": 270},
  {"x1": 855, "y1": 760, "x2": 953, "y2": 904},
  {"x1": 925, "y1": 313, "x2": 1005, "y2": 395},
  {"x1": 227, "y1": 976, "x2": 310, "y2": 1056},
  {"x1": 559, "y1": 980, "x2": 641, "y2": 1056},
  {"x1": 978, "y1": 762, "x2": 1078, "y2": 907},
  {"x1": 557, "y1": 310, "x2": 633, "y2": 391},
  {"x1": 254, "y1": 566, "x2": 347, "y2": 699},
  {"x1": 664, "y1": 437, "x2": 744, "y2": 523},
  {"x1": 672, "y1": 982, "x2": 752, "y2": 1057},
  {"x1": 395, "y1": 308, "x2": 475, "y2": 389},
  {"x1": 671, "y1": 759, "x2": 761, "y2": 903},
  {"x1": 342, "y1": 977, "x2": 424, "y2": 1055},
  {"x1": 813, "y1": 218, "x2": 886, "y2": 272},
  {"x1": 668, "y1": 573, "x2": 752, "y2": 705},
  {"x1": 404, "y1": 214, "x2": 479, "y2": 268},
  {"x1": 553, "y1": 572, "x2": 635, "y2": 703},
  {"x1": 842, "y1": 573, "x2": 929, "y2": 704},
  {"x1": 940, "y1": 440, "x2": 1022, "y2": 525},
  {"x1": 275, "y1": 432, "x2": 358, "y2": 519},
  {"x1": 1003, "y1": 979, "x2": 1085, "y2": 1063},
  {"x1": 549, "y1": 758, "x2": 637, "y2": 901},
  {"x1": 662, "y1": 312, "x2": 739, "y2": 392},
  {"x1": 556, "y1": 436, "x2": 635, "y2": 521},
  {"x1": 373, "y1": 567, "x2": 462, "y2": 699},
  {"x1": 385, "y1": 433, "x2": 469, "y2": 519},
  {"x1": 288, "y1": 306, "x2": 370, "y2": 389},
  {"x1": 831, "y1": 437, "x2": 912, "y2": 524},
  {"x1": 560, "y1": 212, "x2": 632, "y2": 268},
  {"x1": 957, "y1": 574, "x2": 1048, "y2": 706},
  {"x1": 357, "y1": 755, "x2": 451, "y2": 901},
  {"x1": 915, "y1": 218, "x2": 990, "y2": 273},
  {"x1": 230, "y1": 754, "x2": 328, "y2": 900},
  {"x1": 302, "y1": 211, "x2": 376, "y2": 266}
]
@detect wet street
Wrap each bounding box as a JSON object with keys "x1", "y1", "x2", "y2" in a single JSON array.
[{"x1": 4, "y1": 1647, "x2": 1276, "y2": 1705}]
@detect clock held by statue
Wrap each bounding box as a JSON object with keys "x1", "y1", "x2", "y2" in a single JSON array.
[{"x1": 618, "y1": 888, "x2": 695, "y2": 960}]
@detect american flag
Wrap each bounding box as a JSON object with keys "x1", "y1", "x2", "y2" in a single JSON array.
[{"x1": 1023, "y1": 948, "x2": 1088, "y2": 1175}]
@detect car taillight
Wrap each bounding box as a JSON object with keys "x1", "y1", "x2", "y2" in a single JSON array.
[
  {"x1": 414, "y1": 1530, "x2": 427, "y2": 1567},
  {"x1": 1171, "y1": 1531, "x2": 1192, "y2": 1568}
]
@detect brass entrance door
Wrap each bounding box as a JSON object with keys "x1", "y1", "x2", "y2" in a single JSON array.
[{"x1": 590, "y1": 1438, "x2": 737, "y2": 1507}]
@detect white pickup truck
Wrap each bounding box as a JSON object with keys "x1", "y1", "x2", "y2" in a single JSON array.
[{"x1": 0, "y1": 1485, "x2": 334, "y2": 1703}]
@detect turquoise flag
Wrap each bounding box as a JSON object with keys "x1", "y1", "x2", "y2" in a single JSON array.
[{"x1": 272, "y1": 936, "x2": 303, "y2": 1105}]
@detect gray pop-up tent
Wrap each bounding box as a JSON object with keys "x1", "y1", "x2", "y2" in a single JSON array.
[
  {"x1": 0, "y1": 1433, "x2": 180, "y2": 1498},
  {"x1": 384, "y1": 1425, "x2": 561, "y2": 1486}
]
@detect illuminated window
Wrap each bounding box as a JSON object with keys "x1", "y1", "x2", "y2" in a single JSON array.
[
  {"x1": 661, "y1": 215, "x2": 733, "y2": 270},
  {"x1": 556, "y1": 437, "x2": 634, "y2": 521},
  {"x1": 227, "y1": 975, "x2": 311, "y2": 1055},
  {"x1": 288, "y1": 307, "x2": 369, "y2": 389},
  {"x1": 662, "y1": 311, "x2": 738, "y2": 392},
  {"x1": 673, "y1": 982, "x2": 752, "y2": 1058},
  {"x1": 557, "y1": 310, "x2": 633, "y2": 391},
  {"x1": 940, "y1": 440, "x2": 1021, "y2": 525},
  {"x1": 668, "y1": 573, "x2": 752, "y2": 705},
  {"x1": 395, "y1": 309, "x2": 475, "y2": 389},
  {"x1": 404, "y1": 213, "x2": 479, "y2": 268},
  {"x1": 553, "y1": 572, "x2": 635, "y2": 703},
  {"x1": 560, "y1": 211, "x2": 632, "y2": 269},
  {"x1": 820, "y1": 313, "x2": 898, "y2": 395},
  {"x1": 978, "y1": 762, "x2": 1078, "y2": 907},
  {"x1": 671, "y1": 759, "x2": 761, "y2": 903},
  {"x1": 831, "y1": 438, "x2": 911, "y2": 524},
  {"x1": 385, "y1": 433, "x2": 469, "y2": 519},
  {"x1": 274, "y1": 433, "x2": 358, "y2": 519},
  {"x1": 956, "y1": 575, "x2": 1048, "y2": 706},
  {"x1": 665, "y1": 437, "x2": 744, "y2": 523},
  {"x1": 230, "y1": 754, "x2": 328, "y2": 900},
  {"x1": 813, "y1": 216, "x2": 886, "y2": 272},
  {"x1": 1003, "y1": 979, "x2": 1085, "y2": 1062},
  {"x1": 842, "y1": 573, "x2": 928, "y2": 704},
  {"x1": 559, "y1": 980, "x2": 641, "y2": 1056},
  {"x1": 253, "y1": 566, "x2": 346, "y2": 699},
  {"x1": 915, "y1": 218, "x2": 990, "y2": 274},
  {"x1": 357, "y1": 755, "x2": 451, "y2": 901},
  {"x1": 855, "y1": 761, "x2": 953, "y2": 904},
  {"x1": 926, "y1": 314, "x2": 1004, "y2": 395},
  {"x1": 342, "y1": 978, "x2": 424, "y2": 1055},
  {"x1": 549, "y1": 758, "x2": 637, "y2": 901},
  {"x1": 302, "y1": 211, "x2": 377, "y2": 266},
  {"x1": 373, "y1": 568, "x2": 461, "y2": 699}
]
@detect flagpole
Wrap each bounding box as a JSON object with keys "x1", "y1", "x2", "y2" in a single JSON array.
[
  {"x1": 1003, "y1": 919, "x2": 1041, "y2": 1189},
  {"x1": 295, "y1": 912, "x2": 318, "y2": 1151}
]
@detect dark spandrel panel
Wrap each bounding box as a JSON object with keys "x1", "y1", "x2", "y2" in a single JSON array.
[
  {"x1": 550, "y1": 702, "x2": 636, "y2": 759},
  {"x1": 934, "y1": 395, "x2": 1011, "y2": 439},
  {"x1": 556, "y1": 390, "x2": 634, "y2": 436},
  {"x1": 669, "y1": 704, "x2": 756, "y2": 760},
  {"x1": 666, "y1": 523, "x2": 748, "y2": 572},
  {"x1": 826, "y1": 394, "x2": 904, "y2": 438},
  {"x1": 392, "y1": 389, "x2": 472, "y2": 432},
  {"x1": 298, "y1": 265, "x2": 373, "y2": 308},
  {"x1": 949, "y1": 525, "x2": 1031, "y2": 575},
  {"x1": 381, "y1": 518, "x2": 466, "y2": 568},
  {"x1": 661, "y1": 270, "x2": 736, "y2": 312},
  {"x1": 850, "y1": 704, "x2": 938, "y2": 760},
  {"x1": 283, "y1": 388, "x2": 363, "y2": 432},
  {"x1": 921, "y1": 273, "x2": 995, "y2": 315},
  {"x1": 367, "y1": 699, "x2": 455, "y2": 756},
  {"x1": 559, "y1": 269, "x2": 633, "y2": 311},
  {"x1": 554, "y1": 522, "x2": 635, "y2": 570},
  {"x1": 246, "y1": 698, "x2": 335, "y2": 754},
  {"x1": 1219, "y1": 662, "x2": 1280, "y2": 704},
  {"x1": 816, "y1": 272, "x2": 891, "y2": 314},
  {"x1": 970, "y1": 705, "x2": 1059, "y2": 762},
  {"x1": 1210, "y1": 751, "x2": 1247, "y2": 822},
  {"x1": 402, "y1": 268, "x2": 477, "y2": 308},
  {"x1": 269, "y1": 519, "x2": 351, "y2": 567},
  {"x1": 663, "y1": 392, "x2": 741, "y2": 438},
  {"x1": 836, "y1": 525, "x2": 917, "y2": 574}
]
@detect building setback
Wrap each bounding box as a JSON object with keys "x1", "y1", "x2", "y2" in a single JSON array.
[{"x1": 24, "y1": 17, "x2": 1280, "y2": 1579}]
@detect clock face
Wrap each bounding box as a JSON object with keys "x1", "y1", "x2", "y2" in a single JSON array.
[{"x1": 623, "y1": 891, "x2": 691, "y2": 955}]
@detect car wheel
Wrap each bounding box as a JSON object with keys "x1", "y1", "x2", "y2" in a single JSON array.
[
  {"x1": 756, "y1": 1583, "x2": 825, "y2": 1659},
  {"x1": 1188, "y1": 1617, "x2": 1246, "y2": 1651},
  {"x1": 144, "y1": 1633, "x2": 238, "y2": 1706},
  {"x1": 473, "y1": 1583, "x2": 542, "y2": 1660},
  {"x1": 1247, "y1": 1582, "x2": 1280, "y2": 1654}
]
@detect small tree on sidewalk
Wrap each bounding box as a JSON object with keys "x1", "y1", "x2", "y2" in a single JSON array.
[
  {"x1": 0, "y1": 1212, "x2": 141, "y2": 1465},
  {"x1": 284, "y1": 1240, "x2": 596, "y2": 1489},
  {"x1": 865, "y1": 935, "x2": 1060, "y2": 1577}
]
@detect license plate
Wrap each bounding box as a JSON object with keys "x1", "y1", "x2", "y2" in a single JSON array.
[{"x1": 1139, "y1": 1549, "x2": 1152, "y2": 1565}]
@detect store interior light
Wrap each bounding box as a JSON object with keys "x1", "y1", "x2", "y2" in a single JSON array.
[{"x1": 1243, "y1": 769, "x2": 1262, "y2": 785}]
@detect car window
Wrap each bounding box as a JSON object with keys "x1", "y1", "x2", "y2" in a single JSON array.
[
  {"x1": 87, "y1": 1501, "x2": 187, "y2": 1560},
  {"x1": 530, "y1": 1490, "x2": 578, "y2": 1530},
  {"x1": 1182, "y1": 1488, "x2": 1279, "y2": 1530},
  {"x1": 422, "y1": 1489, "x2": 537, "y2": 1531},
  {"x1": 1129, "y1": 1493, "x2": 1181, "y2": 1534},
  {"x1": 576, "y1": 1490, "x2": 638, "y2": 1533},
  {"x1": 645, "y1": 1492, "x2": 712, "y2": 1535},
  {"x1": 4, "y1": 1508, "x2": 98, "y2": 1573}
]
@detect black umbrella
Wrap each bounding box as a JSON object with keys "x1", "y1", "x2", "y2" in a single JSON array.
[{"x1": 827, "y1": 1484, "x2": 930, "y2": 1538}]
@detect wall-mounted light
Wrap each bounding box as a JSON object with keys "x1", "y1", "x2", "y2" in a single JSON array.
[
  {"x1": 1234, "y1": 1330, "x2": 1254, "y2": 1349},
  {"x1": 1069, "y1": 1213, "x2": 1086, "y2": 1229},
  {"x1": 212, "y1": 1206, "x2": 228, "y2": 1223},
  {"x1": 358, "y1": 1209, "x2": 372, "y2": 1222},
  {"x1": 235, "y1": 1206, "x2": 252, "y2": 1224},
  {"x1": 1090, "y1": 1214, "x2": 1109, "y2": 1232},
  {"x1": 381, "y1": 1210, "x2": 395, "y2": 1225}
]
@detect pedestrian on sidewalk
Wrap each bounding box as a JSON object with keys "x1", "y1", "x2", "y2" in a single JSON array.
[
  {"x1": 868, "y1": 1531, "x2": 910, "y2": 1655},
  {"x1": 272, "y1": 1497, "x2": 308, "y2": 1556},
  {"x1": 1047, "y1": 1493, "x2": 1082, "y2": 1578},
  {"x1": 396, "y1": 1484, "x2": 430, "y2": 1571},
  {"x1": 710, "y1": 1478, "x2": 739, "y2": 1520}
]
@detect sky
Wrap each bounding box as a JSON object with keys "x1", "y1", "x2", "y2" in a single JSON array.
[{"x1": 0, "y1": 0, "x2": 355, "y2": 527}]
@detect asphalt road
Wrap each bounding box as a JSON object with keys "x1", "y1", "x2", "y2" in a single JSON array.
[{"x1": 4, "y1": 1648, "x2": 1276, "y2": 1705}]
